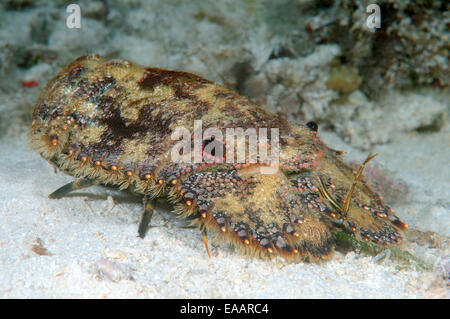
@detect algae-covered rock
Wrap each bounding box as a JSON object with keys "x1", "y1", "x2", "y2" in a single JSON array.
[{"x1": 326, "y1": 65, "x2": 361, "y2": 94}]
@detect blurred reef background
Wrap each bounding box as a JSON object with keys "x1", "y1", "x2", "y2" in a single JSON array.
[{"x1": 0, "y1": 0, "x2": 448, "y2": 298}]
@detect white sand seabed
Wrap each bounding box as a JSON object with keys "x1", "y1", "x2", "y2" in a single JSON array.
[{"x1": 0, "y1": 127, "x2": 448, "y2": 298}]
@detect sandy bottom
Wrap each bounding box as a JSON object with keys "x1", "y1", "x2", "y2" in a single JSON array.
[{"x1": 0, "y1": 129, "x2": 448, "y2": 298}]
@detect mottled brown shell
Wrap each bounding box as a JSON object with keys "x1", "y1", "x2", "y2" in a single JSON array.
[{"x1": 29, "y1": 54, "x2": 407, "y2": 261}]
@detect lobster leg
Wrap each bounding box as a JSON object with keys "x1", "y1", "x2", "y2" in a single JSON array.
[
  {"x1": 138, "y1": 195, "x2": 156, "y2": 238},
  {"x1": 48, "y1": 178, "x2": 94, "y2": 199}
]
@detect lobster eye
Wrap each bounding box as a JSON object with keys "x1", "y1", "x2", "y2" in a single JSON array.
[{"x1": 306, "y1": 121, "x2": 318, "y2": 132}]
